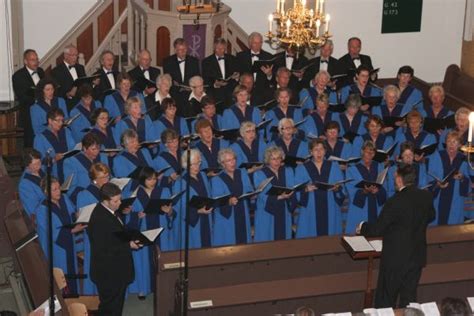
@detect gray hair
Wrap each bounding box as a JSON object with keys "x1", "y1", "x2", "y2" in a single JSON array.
[
  {"x1": 264, "y1": 145, "x2": 285, "y2": 164},
  {"x1": 181, "y1": 149, "x2": 201, "y2": 169},
  {"x1": 345, "y1": 94, "x2": 362, "y2": 109},
  {"x1": 314, "y1": 70, "x2": 331, "y2": 82},
  {"x1": 239, "y1": 121, "x2": 256, "y2": 137},
  {"x1": 323, "y1": 39, "x2": 334, "y2": 49},
  {"x1": 278, "y1": 117, "x2": 295, "y2": 135},
  {"x1": 124, "y1": 96, "x2": 141, "y2": 115},
  {"x1": 428, "y1": 84, "x2": 444, "y2": 97},
  {"x1": 214, "y1": 37, "x2": 226, "y2": 46},
  {"x1": 100, "y1": 50, "x2": 114, "y2": 63},
  {"x1": 120, "y1": 129, "x2": 138, "y2": 147},
  {"x1": 455, "y1": 106, "x2": 470, "y2": 121},
  {"x1": 156, "y1": 73, "x2": 172, "y2": 87},
  {"x1": 383, "y1": 84, "x2": 401, "y2": 99},
  {"x1": 217, "y1": 148, "x2": 236, "y2": 167},
  {"x1": 63, "y1": 44, "x2": 78, "y2": 55},
  {"x1": 248, "y1": 32, "x2": 263, "y2": 44},
  {"x1": 276, "y1": 67, "x2": 291, "y2": 77},
  {"x1": 189, "y1": 75, "x2": 203, "y2": 88}
]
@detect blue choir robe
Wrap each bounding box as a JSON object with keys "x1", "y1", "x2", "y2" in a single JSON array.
[
  {"x1": 394, "y1": 130, "x2": 437, "y2": 158},
  {"x1": 335, "y1": 112, "x2": 368, "y2": 138},
  {"x1": 113, "y1": 114, "x2": 155, "y2": 145},
  {"x1": 270, "y1": 137, "x2": 309, "y2": 159},
  {"x1": 63, "y1": 152, "x2": 109, "y2": 203},
  {"x1": 265, "y1": 106, "x2": 304, "y2": 140},
  {"x1": 36, "y1": 196, "x2": 78, "y2": 294},
  {"x1": 194, "y1": 138, "x2": 229, "y2": 171},
  {"x1": 154, "y1": 149, "x2": 182, "y2": 188},
  {"x1": 301, "y1": 111, "x2": 335, "y2": 137},
  {"x1": 427, "y1": 150, "x2": 470, "y2": 225},
  {"x1": 33, "y1": 127, "x2": 76, "y2": 182},
  {"x1": 386, "y1": 163, "x2": 428, "y2": 197},
  {"x1": 345, "y1": 161, "x2": 387, "y2": 234},
  {"x1": 351, "y1": 133, "x2": 394, "y2": 158},
  {"x1": 222, "y1": 104, "x2": 262, "y2": 130},
  {"x1": 295, "y1": 160, "x2": 345, "y2": 237},
  {"x1": 153, "y1": 115, "x2": 190, "y2": 141},
  {"x1": 30, "y1": 97, "x2": 69, "y2": 136},
  {"x1": 340, "y1": 84, "x2": 383, "y2": 104},
  {"x1": 253, "y1": 166, "x2": 296, "y2": 242},
  {"x1": 419, "y1": 104, "x2": 454, "y2": 119},
  {"x1": 69, "y1": 100, "x2": 102, "y2": 142},
  {"x1": 190, "y1": 114, "x2": 223, "y2": 133},
  {"x1": 397, "y1": 84, "x2": 423, "y2": 111},
  {"x1": 324, "y1": 139, "x2": 353, "y2": 160},
  {"x1": 211, "y1": 169, "x2": 253, "y2": 246},
  {"x1": 172, "y1": 172, "x2": 213, "y2": 249},
  {"x1": 76, "y1": 185, "x2": 101, "y2": 295},
  {"x1": 299, "y1": 87, "x2": 338, "y2": 115},
  {"x1": 89, "y1": 125, "x2": 117, "y2": 149},
  {"x1": 113, "y1": 149, "x2": 156, "y2": 191},
  {"x1": 103, "y1": 90, "x2": 145, "y2": 119},
  {"x1": 438, "y1": 129, "x2": 468, "y2": 150},
  {"x1": 371, "y1": 102, "x2": 408, "y2": 139},
  {"x1": 18, "y1": 170, "x2": 45, "y2": 217},
  {"x1": 230, "y1": 139, "x2": 267, "y2": 167}
]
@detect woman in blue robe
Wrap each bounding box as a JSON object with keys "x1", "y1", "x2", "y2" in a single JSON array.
[
  {"x1": 323, "y1": 121, "x2": 352, "y2": 161},
  {"x1": 103, "y1": 72, "x2": 145, "y2": 120},
  {"x1": 386, "y1": 142, "x2": 428, "y2": 197},
  {"x1": 194, "y1": 119, "x2": 229, "y2": 174},
  {"x1": 339, "y1": 66, "x2": 383, "y2": 111},
  {"x1": 172, "y1": 149, "x2": 213, "y2": 249},
  {"x1": 114, "y1": 96, "x2": 156, "y2": 145},
  {"x1": 301, "y1": 93, "x2": 336, "y2": 137},
  {"x1": 211, "y1": 149, "x2": 253, "y2": 246},
  {"x1": 154, "y1": 128, "x2": 182, "y2": 189},
  {"x1": 396, "y1": 66, "x2": 424, "y2": 111},
  {"x1": 190, "y1": 96, "x2": 223, "y2": 132},
  {"x1": 334, "y1": 94, "x2": 368, "y2": 142},
  {"x1": 394, "y1": 110, "x2": 437, "y2": 161},
  {"x1": 75, "y1": 162, "x2": 111, "y2": 295},
  {"x1": 221, "y1": 85, "x2": 262, "y2": 131},
  {"x1": 427, "y1": 131, "x2": 470, "y2": 225},
  {"x1": 18, "y1": 149, "x2": 45, "y2": 217},
  {"x1": 69, "y1": 85, "x2": 102, "y2": 142},
  {"x1": 89, "y1": 108, "x2": 117, "y2": 149},
  {"x1": 438, "y1": 107, "x2": 469, "y2": 150},
  {"x1": 36, "y1": 177, "x2": 84, "y2": 294},
  {"x1": 352, "y1": 115, "x2": 394, "y2": 159},
  {"x1": 372, "y1": 85, "x2": 407, "y2": 139},
  {"x1": 253, "y1": 146, "x2": 296, "y2": 242},
  {"x1": 419, "y1": 85, "x2": 454, "y2": 140},
  {"x1": 126, "y1": 167, "x2": 177, "y2": 298},
  {"x1": 230, "y1": 121, "x2": 267, "y2": 171},
  {"x1": 270, "y1": 118, "x2": 309, "y2": 162},
  {"x1": 153, "y1": 97, "x2": 190, "y2": 140},
  {"x1": 266, "y1": 87, "x2": 304, "y2": 140},
  {"x1": 33, "y1": 108, "x2": 76, "y2": 182},
  {"x1": 63, "y1": 133, "x2": 108, "y2": 203},
  {"x1": 30, "y1": 78, "x2": 69, "y2": 136},
  {"x1": 299, "y1": 70, "x2": 338, "y2": 115},
  {"x1": 345, "y1": 140, "x2": 387, "y2": 234},
  {"x1": 295, "y1": 138, "x2": 345, "y2": 237}
]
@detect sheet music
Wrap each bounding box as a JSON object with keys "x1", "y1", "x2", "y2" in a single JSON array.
[
  {"x1": 467, "y1": 297, "x2": 474, "y2": 312},
  {"x1": 421, "y1": 302, "x2": 440, "y2": 316},
  {"x1": 369, "y1": 240, "x2": 383, "y2": 252},
  {"x1": 363, "y1": 308, "x2": 394, "y2": 316},
  {"x1": 343, "y1": 236, "x2": 374, "y2": 252},
  {"x1": 142, "y1": 227, "x2": 164, "y2": 242},
  {"x1": 76, "y1": 203, "x2": 97, "y2": 223},
  {"x1": 110, "y1": 177, "x2": 131, "y2": 190},
  {"x1": 34, "y1": 295, "x2": 61, "y2": 314}
]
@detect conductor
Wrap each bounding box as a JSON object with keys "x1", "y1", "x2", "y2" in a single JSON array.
[{"x1": 357, "y1": 164, "x2": 435, "y2": 308}]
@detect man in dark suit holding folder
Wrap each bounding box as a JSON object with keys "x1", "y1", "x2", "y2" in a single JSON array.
[
  {"x1": 357, "y1": 164, "x2": 435, "y2": 308},
  {"x1": 88, "y1": 183, "x2": 141, "y2": 315}
]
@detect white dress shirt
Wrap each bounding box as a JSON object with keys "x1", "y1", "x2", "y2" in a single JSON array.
[
  {"x1": 103, "y1": 67, "x2": 116, "y2": 89},
  {"x1": 64, "y1": 61, "x2": 78, "y2": 81},
  {"x1": 216, "y1": 55, "x2": 226, "y2": 79},
  {"x1": 27, "y1": 66, "x2": 40, "y2": 85}
]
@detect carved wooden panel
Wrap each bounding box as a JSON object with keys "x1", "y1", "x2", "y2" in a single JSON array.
[
  {"x1": 214, "y1": 24, "x2": 222, "y2": 41},
  {"x1": 77, "y1": 24, "x2": 94, "y2": 64},
  {"x1": 159, "y1": 0, "x2": 171, "y2": 11},
  {"x1": 156, "y1": 26, "x2": 170, "y2": 66},
  {"x1": 98, "y1": 3, "x2": 114, "y2": 44}
]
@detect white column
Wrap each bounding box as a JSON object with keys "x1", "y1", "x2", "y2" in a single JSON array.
[
  {"x1": 140, "y1": 14, "x2": 146, "y2": 50},
  {"x1": 0, "y1": 0, "x2": 14, "y2": 102},
  {"x1": 134, "y1": 10, "x2": 140, "y2": 55}
]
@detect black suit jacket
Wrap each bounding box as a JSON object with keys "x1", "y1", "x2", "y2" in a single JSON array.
[
  {"x1": 201, "y1": 53, "x2": 239, "y2": 109},
  {"x1": 236, "y1": 49, "x2": 273, "y2": 88},
  {"x1": 12, "y1": 66, "x2": 45, "y2": 108},
  {"x1": 128, "y1": 65, "x2": 161, "y2": 92},
  {"x1": 303, "y1": 56, "x2": 339, "y2": 85},
  {"x1": 87, "y1": 203, "x2": 134, "y2": 287},
  {"x1": 338, "y1": 53, "x2": 373, "y2": 73},
  {"x1": 163, "y1": 54, "x2": 200, "y2": 86},
  {"x1": 272, "y1": 51, "x2": 308, "y2": 94},
  {"x1": 361, "y1": 186, "x2": 435, "y2": 270},
  {"x1": 93, "y1": 68, "x2": 119, "y2": 101},
  {"x1": 51, "y1": 62, "x2": 86, "y2": 99}
]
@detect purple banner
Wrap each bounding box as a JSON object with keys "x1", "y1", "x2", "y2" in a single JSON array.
[{"x1": 183, "y1": 24, "x2": 207, "y2": 61}]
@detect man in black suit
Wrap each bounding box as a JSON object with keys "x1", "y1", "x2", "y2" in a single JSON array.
[
  {"x1": 338, "y1": 37, "x2": 373, "y2": 86},
  {"x1": 263, "y1": 67, "x2": 299, "y2": 106},
  {"x1": 273, "y1": 46, "x2": 308, "y2": 95},
  {"x1": 51, "y1": 45, "x2": 87, "y2": 110},
  {"x1": 94, "y1": 50, "x2": 119, "y2": 101},
  {"x1": 358, "y1": 164, "x2": 436, "y2": 308},
  {"x1": 128, "y1": 48, "x2": 161, "y2": 96},
  {"x1": 201, "y1": 38, "x2": 239, "y2": 111},
  {"x1": 236, "y1": 32, "x2": 274, "y2": 100},
  {"x1": 88, "y1": 182, "x2": 139, "y2": 316},
  {"x1": 304, "y1": 40, "x2": 339, "y2": 87},
  {"x1": 12, "y1": 49, "x2": 45, "y2": 147}
]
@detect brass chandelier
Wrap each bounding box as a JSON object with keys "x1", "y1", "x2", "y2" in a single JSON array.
[{"x1": 267, "y1": 0, "x2": 331, "y2": 52}]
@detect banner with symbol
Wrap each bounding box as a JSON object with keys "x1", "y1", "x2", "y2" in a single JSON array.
[{"x1": 183, "y1": 24, "x2": 207, "y2": 61}]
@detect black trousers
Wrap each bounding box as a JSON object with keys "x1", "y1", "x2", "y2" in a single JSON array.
[
  {"x1": 374, "y1": 263, "x2": 422, "y2": 308},
  {"x1": 96, "y1": 281, "x2": 128, "y2": 316}
]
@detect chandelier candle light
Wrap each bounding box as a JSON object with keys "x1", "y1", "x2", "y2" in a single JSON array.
[{"x1": 267, "y1": 0, "x2": 332, "y2": 51}]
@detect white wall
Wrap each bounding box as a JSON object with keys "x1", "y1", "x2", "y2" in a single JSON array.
[
  {"x1": 23, "y1": 0, "x2": 97, "y2": 58},
  {"x1": 0, "y1": 0, "x2": 13, "y2": 101},
  {"x1": 225, "y1": 0, "x2": 466, "y2": 82}
]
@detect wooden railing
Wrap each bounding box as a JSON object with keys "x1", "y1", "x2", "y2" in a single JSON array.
[
  {"x1": 126, "y1": 0, "x2": 149, "y2": 68},
  {"x1": 225, "y1": 15, "x2": 249, "y2": 54}
]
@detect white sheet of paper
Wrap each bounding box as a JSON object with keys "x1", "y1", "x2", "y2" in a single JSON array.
[
  {"x1": 376, "y1": 308, "x2": 395, "y2": 316},
  {"x1": 467, "y1": 297, "x2": 474, "y2": 312},
  {"x1": 142, "y1": 227, "x2": 164, "y2": 242},
  {"x1": 362, "y1": 308, "x2": 378, "y2": 315},
  {"x1": 60, "y1": 173, "x2": 74, "y2": 191},
  {"x1": 110, "y1": 177, "x2": 131, "y2": 190},
  {"x1": 343, "y1": 236, "x2": 374, "y2": 252},
  {"x1": 76, "y1": 203, "x2": 97, "y2": 223},
  {"x1": 421, "y1": 302, "x2": 440, "y2": 316},
  {"x1": 34, "y1": 295, "x2": 61, "y2": 314},
  {"x1": 369, "y1": 240, "x2": 383, "y2": 252}
]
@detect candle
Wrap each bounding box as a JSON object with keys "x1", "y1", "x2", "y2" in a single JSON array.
[
  {"x1": 469, "y1": 112, "x2": 474, "y2": 142},
  {"x1": 320, "y1": 0, "x2": 324, "y2": 13},
  {"x1": 315, "y1": 0, "x2": 319, "y2": 13},
  {"x1": 309, "y1": 9, "x2": 314, "y2": 27},
  {"x1": 276, "y1": 0, "x2": 280, "y2": 13},
  {"x1": 316, "y1": 19, "x2": 321, "y2": 37},
  {"x1": 281, "y1": 0, "x2": 285, "y2": 14},
  {"x1": 268, "y1": 14, "x2": 273, "y2": 32},
  {"x1": 302, "y1": 0, "x2": 306, "y2": 7},
  {"x1": 286, "y1": 19, "x2": 291, "y2": 37},
  {"x1": 325, "y1": 14, "x2": 330, "y2": 33}
]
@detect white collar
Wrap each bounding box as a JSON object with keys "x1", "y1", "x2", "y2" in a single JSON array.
[
  {"x1": 156, "y1": 92, "x2": 171, "y2": 102},
  {"x1": 188, "y1": 91, "x2": 206, "y2": 101},
  {"x1": 26, "y1": 66, "x2": 37, "y2": 75},
  {"x1": 250, "y1": 50, "x2": 260, "y2": 55},
  {"x1": 103, "y1": 67, "x2": 113, "y2": 74},
  {"x1": 101, "y1": 202, "x2": 116, "y2": 216}
]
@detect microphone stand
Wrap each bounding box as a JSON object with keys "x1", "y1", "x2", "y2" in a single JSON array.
[{"x1": 46, "y1": 151, "x2": 55, "y2": 315}]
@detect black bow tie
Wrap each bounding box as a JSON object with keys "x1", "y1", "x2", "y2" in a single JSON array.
[
  {"x1": 320, "y1": 60, "x2": 328, "y2": 64},
  {"x1": 68, "y1": 65, "x2": 75, "y2": 69},
  {"x1": 178, "y1": 59, "x2": 186, "y2": 64},
  {"x1": 352, "y1": 57, "x2": 360, "y2": 61},
  {"x1": 217, "y1": 56, "x2": 225, "y2": 61},
  {"x1": 31, "y1": 71, "x2": 37, "y2": 75},
  {"x1": 286, "y1": 55, "x2": 295, "y2": 59},
  {"x1": 106, "y1": 71, "x2": 113, "y2": 75},
  {"x1": 251, "y1": 53, "x2": 260, "y2": 58},
  {"x1": 142, "y1": 68, "x2": 149, "y2": 73}
]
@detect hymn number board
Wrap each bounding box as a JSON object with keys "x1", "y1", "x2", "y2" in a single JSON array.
[{"x1": 381, "y1": 0, "x2": 423, "y2": 33}]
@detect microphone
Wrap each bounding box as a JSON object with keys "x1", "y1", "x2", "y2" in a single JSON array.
[{"x1": 45, "y1": 148, "x2": 54, "y2": 167}]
